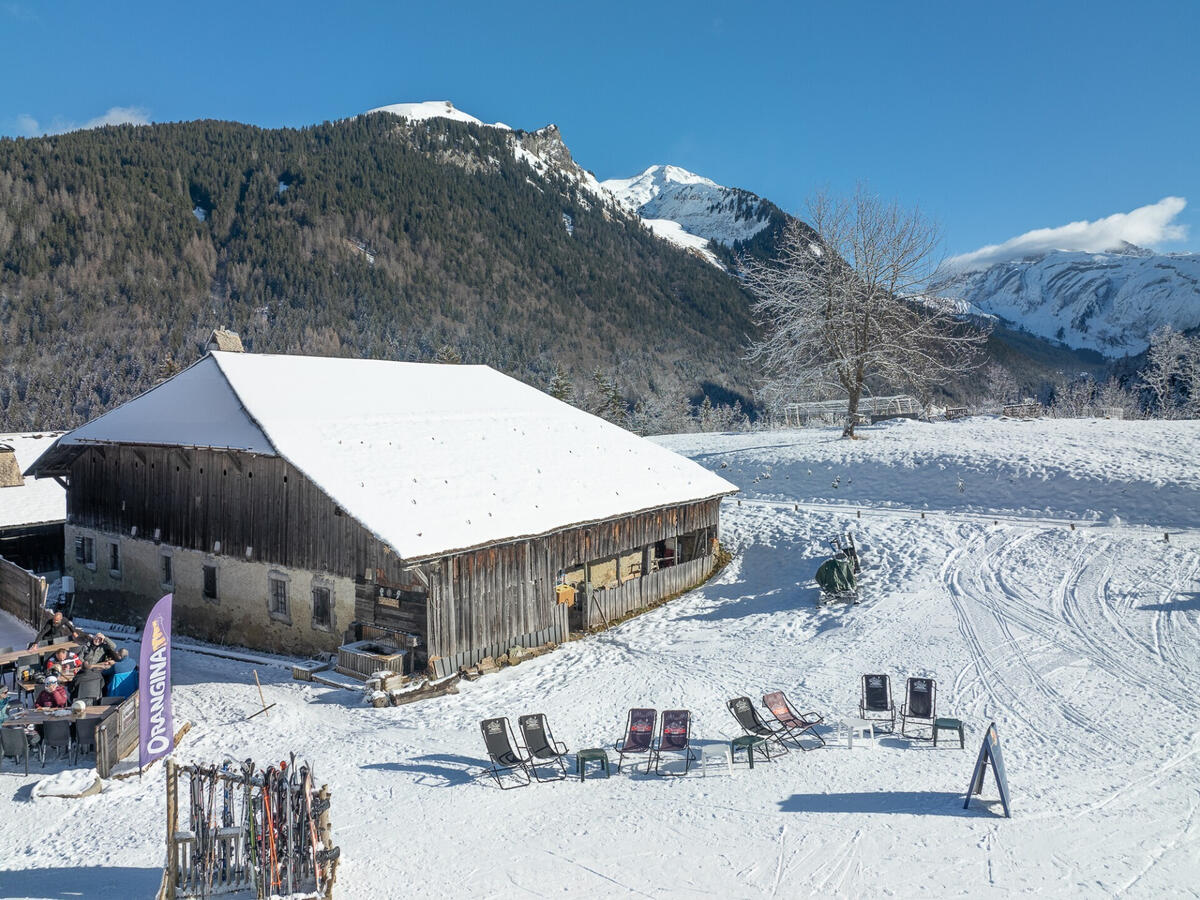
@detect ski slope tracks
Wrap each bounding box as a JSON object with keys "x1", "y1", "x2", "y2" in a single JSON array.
[{"x1": 1, "y1": 417, "x2": 1198, "y2": 897}]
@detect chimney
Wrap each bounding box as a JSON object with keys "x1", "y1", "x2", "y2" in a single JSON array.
[{"x1": 206, "y1": 328, "x2": 244, "y2": 354}]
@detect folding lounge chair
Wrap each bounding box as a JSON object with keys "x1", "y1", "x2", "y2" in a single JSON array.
[
  {"x1": 614, "y1": 708, "x2": 656, "y2": 773},
  {"x1": 479, "y1": 717, "x2": 532, "y2": 789},
  {"x1": 518, "y1": 713, "x2": 569, "y2": 782},
  {"x1": 727, "y1": 697, "x2": 788, "y2": 755},
  {"x1": 651, "y1": 710, "x2": 698, "y2": 776},
  {"x1": 762, "y1": 692, "x2": 825, "y2": 750},
  {"x1": 859, "y1": 674, "x2": 896, "y2": 733},
  {"x1": 900, "y1": 677, "x2": 937, "y2": 739}
]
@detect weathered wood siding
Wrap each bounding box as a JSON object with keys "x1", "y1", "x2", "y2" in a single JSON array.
[
  {"x1": 0, "y1": 555, "x2": 47, "y2": 625},
  {"x1": 424, "y1": 498, "x2": 722, "y2": 676},
  {"x1": 66, "y1": 446, "x2": 387, "y2": 581},
  {"x1": 581, "y1": 555, "x2": 715, "y2": 629}
]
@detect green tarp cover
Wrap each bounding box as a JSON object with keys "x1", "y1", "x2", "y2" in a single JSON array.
[{"x1": 816, "y1": 556, "x2": 856, "y2": 594}]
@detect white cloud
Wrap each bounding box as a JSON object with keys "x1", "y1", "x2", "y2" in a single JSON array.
[
  {"x1": 16, "y1": 106, "x2": 150, "y2": 137},
  {"x1": 945, "y1": 197, "x2": 1189, "y2": 272}
]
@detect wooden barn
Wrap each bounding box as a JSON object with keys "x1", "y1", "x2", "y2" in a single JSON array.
[{"x1": 27, "y1": 352, "x2": 737, "y2": 673}]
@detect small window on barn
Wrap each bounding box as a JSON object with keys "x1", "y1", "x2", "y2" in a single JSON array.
[
  {"x1": 75, "y1": 536, "x2": 95, "y2": 569},
  {"x1": 268, "y1": 573, "x2": 291, "y2": 623},
  {"x1": 311, "y1": 584, "x2": 332, "y2": 631},
  {"x1": 203, "y1": 564, "x2": 218, "y2": 602},
  {"x1": 161, "y1": 553, "x2": 173, "y2": 588},
  {"x1": 109, "y1": 542, "x2": 121, "y2": 577}
]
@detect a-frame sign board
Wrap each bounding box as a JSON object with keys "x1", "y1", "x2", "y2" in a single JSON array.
[{"x1": 964, "y1": 721, "x2": 1011, "y2": 817}]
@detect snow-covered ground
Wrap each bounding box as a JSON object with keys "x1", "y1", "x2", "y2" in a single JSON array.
[{"x1": 1, "y1": 418, "x2": 1199, "y2": 898}]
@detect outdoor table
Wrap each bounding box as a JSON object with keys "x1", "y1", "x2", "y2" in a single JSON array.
[
  {"x1": 843, "y1": 717, "x2": 876, "y2": 748},
  {"x1": 933, "y1": 717, "x2": 965, "y2": 748},
  {"x1": 730, "y1": 735, "x2": 771, "y2": 768},
  {"x1": 0, "y1": 642, "x2": 79, "y2": 668},
  {"x1": 576, "y1": 748, "x2": 611, "y2": 781},
  {"x1": 3, "y1": 704, "x2": 114, "y2": 728}
]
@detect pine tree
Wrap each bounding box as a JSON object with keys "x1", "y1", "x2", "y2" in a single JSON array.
[{"x1": 548, "y1": 363, "x2": 572, "y2": 402}]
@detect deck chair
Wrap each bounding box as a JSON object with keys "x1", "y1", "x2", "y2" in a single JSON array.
[
  {"x1": 762, "y1": 692, "x2": 825, "y2": 750},
  {"x1": 859, "y1": 674, "x2": 895, "y2": 733},
  {"x1": 727, "y1": 697, "x2": 788, "y2": 755},
  {"x1": 900, "y1": 677, "x2": 937, "y2": 739},
  {"x1": 518, "y1": 713, "x2": 569, "y2": 782},
  {"x1": 479, "y1": 717, "x2": 532, "y2": 789},
  {"x1": 652, "y1": 710, "x2": 698, "y2": 776},
  {"x1": 614, "y1": 708, "x2": 656, "y2": 773}
]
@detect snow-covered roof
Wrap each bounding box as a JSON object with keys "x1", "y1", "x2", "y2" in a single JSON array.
[
  {"x1": 0, "y1": 433, "x2": 66, "y2": 529},
  {"x1": 29, "y1": 354, "x2": 737, "y2": 560}
]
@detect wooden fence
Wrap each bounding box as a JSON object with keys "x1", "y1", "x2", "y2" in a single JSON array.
[
  {"x1": 581, "y1": 555, "x2": 715, "y2": 629},
  {"x1": 96, "y1": 691, "x2": 140, "y2": 778},
  {"x1": 0, "y1": 555, "x2": 46, "y2": 625}
]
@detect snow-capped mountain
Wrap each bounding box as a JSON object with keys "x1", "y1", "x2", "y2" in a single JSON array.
[
  {"x1": 601, "y1": 165, "x2": 786, "y2": 267},
  {"x1": 937, "y1": 246, "x2": 1200, "y2": 356},
  {"x1": 368, "y1": 101, "x2": 609, "y2": 206},
  {"x1": 602, "y1": 165, "x2": 776, "y2": 248},
  {"x1": 366, "y1": 104, "x2": 787, "y2": 268}
]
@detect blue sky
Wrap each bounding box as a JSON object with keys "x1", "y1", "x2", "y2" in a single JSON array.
[{"x1": 2, "y1": 0, "x2": 1197, "y2": 257}]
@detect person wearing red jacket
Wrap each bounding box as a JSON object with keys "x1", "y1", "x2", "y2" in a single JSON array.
[{"x1": 35, "y1": 676, "x2": 70, "y2": 709}]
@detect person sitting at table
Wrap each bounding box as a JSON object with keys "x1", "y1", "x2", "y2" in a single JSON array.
[
  {"x1": 35, "y1": 675, "x2": 69, "y2": 709},
  {"x1": 44, "y1": 647, "x2": 82, "y2": 678},
  {"x1": 71, "y1": 663, "x2": 106, "y2": 703},
  {"x1": 103, "y1": 649, "x2": 138, "y2": 699},
  {"x1": 31, "y1": 610, "x2": 80, "y2": 649},
  {"x1": 78, "y1": 632, "x2": 121, "y2": 667}
]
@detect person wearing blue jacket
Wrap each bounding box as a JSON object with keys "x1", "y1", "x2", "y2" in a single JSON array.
[{"x1": 103, "y1": 650, "x2": 138, "y2": 699}]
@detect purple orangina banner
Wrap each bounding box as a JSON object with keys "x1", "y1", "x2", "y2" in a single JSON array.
[{"x1": 138, "y1": 593, "x2": 174, "y2": 768}]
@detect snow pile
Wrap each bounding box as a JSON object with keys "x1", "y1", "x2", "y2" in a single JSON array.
[
  {"x1": 34, "y1": 769, "x2": 102, "y2": 799},
  {"x1": 0, "y1": 432, "x2": 65, "y2": 528},
  {"x1": 936, "y1": 246, "x2": 1200, "y2": 355},
  {"x1": 602, "y1": 164, "x2": 774, "y2": 257},
  {"x1": 3, "y1": 419, "x2": 1200, "y2": 896}
]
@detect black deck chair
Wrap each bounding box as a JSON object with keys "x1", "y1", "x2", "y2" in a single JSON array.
[
  {"x1": 518, "y1": 713, "x2": 569, "y2": 782},
  {"x1": 727, "y1": 697, "x2": 789, "y2": 754},
  {"x1": 652, "y1": 710, "x2": 698, "y2": 776},
  {"x1": 614, "y1": 708, "x2": 657, "y2": 773},
  {"x1": 900, "y1": 677, "x2": 937, "y2": 739},
  {"x1": 859, "y1": 674, "x2": 896, "y2": 733},
  {"x1": 479, "y1": 717, "x2": 532, "y2": 789},
  {"x1": 761, "y1": 692, "x2": 825, "y2": 750}
]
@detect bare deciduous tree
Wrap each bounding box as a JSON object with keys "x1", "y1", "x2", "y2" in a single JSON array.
[
  {"x1": 743, "y1": 185, "x2": 989, "y2": 437},
  {"x1": 1140, "y1": 325, "x2": 1200, "y2": 418}
]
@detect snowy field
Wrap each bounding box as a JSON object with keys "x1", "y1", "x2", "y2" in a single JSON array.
[{"x1": 1, "y1": 417, "x2": 1199, "y2": 898}]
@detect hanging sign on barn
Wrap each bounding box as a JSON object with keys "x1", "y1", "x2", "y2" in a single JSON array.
[{"x1": 963, "y1": 721, "x2": 1011, "y2": 817}]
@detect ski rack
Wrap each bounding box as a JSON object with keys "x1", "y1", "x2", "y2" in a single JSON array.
[{"x1": 160, "y1": 757, "x2": 340, "y2": 899}]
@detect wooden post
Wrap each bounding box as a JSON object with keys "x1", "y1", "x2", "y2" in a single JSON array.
[
  {"x1": 253, "y1": 669, "x2": 268, "y2": 717},
  {"x1": 165, "y1": 757, "x2": 178, "y2": 899}
]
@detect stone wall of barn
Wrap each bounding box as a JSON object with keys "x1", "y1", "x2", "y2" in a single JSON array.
[{"x1": 63, "y1": 524, "x2": 355, "y2": 656}]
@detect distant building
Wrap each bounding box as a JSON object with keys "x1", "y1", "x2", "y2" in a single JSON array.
[
  {"x1": 28, "y1": 353, "x2": 737, "y2": 669},
  {"x1": 0, "y1": 433, "x2": 66, "y2": 574}
]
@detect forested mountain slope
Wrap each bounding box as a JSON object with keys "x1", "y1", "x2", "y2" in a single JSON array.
[{"x1": 0, "y1": 115, "x2": 758, "y2": 430}]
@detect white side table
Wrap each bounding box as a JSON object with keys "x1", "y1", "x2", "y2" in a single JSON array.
[
  {"x1": 701, "y1": 745, "x2": 733, "y2": 775},
  {"x1": 843, "y1": 717, "x2": 875, "y2": 748}
]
